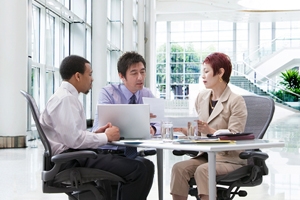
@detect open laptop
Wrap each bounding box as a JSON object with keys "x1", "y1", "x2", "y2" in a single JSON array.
[{"x1": 97, "y1": 104, "x2": 151, "y2": 140}]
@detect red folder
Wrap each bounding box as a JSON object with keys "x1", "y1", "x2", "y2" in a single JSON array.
[{"x1": 217, "y1": 133, "x2": 255, "y2": 140}]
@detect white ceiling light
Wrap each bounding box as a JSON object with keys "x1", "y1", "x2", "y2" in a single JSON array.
[{"x1": 238, "y1": 0, "x2": 300, "y2": 11}]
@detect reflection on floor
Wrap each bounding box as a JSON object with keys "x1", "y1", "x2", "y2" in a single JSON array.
[{"x1": 0, "y1": 106, "x2": 299, "y2": 200}]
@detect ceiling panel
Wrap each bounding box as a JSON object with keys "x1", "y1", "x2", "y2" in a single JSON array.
[{"x1": 156, "y1": 0, "x2": 300, "y2": 22}]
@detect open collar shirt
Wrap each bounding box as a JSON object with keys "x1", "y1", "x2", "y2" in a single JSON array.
[{"x1": 39, "y1": 81, "x2": 108, "y2": 155}]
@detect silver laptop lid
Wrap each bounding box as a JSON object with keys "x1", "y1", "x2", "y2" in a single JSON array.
[{"x1": 97, "y1": 104, "x2": 150, "y2": 140}]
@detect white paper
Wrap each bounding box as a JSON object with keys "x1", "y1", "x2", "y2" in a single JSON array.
[
  {"x1": 213, "y1": 129, "x2": 231, "y2": 136},
  {"x1": 142, "y1": 97, "x2": 165, "y2": 121}
]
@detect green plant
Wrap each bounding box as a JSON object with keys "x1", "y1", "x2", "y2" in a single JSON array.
[{"x1": 279, "y1": 69, "x2": 300, "y2": 94}]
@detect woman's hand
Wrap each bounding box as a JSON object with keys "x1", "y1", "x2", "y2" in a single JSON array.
[{"x1": 196, "y1": 120, "x2": 215, "y2": 135}]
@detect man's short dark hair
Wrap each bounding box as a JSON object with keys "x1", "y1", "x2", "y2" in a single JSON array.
[
  {"x1": 117, "y1": 51, "x2": 146, "y2": 78},
  {"x1": 59, "y1": 55, "x2": 90, "y2": 80}
]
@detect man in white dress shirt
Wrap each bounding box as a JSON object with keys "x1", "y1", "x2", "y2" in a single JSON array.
[{"x1": 39, "y1": 55, "x2": 153, "y2": 200}]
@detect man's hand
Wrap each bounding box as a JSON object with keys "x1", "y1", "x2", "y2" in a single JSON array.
[
  {"x1": 105, "y1": 126, "x2": 120, "y2": 142},
  {"x1": 94, "y1": 122, "x2": 112, "y2": 133}
]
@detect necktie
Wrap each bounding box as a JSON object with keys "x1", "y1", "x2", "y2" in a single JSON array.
[
  {"x1": 129, "y1": 94, "x2": 136, "y2": 104},
  {"x1": 125, "y1": 94, "x2": 138, "y2": 159}
]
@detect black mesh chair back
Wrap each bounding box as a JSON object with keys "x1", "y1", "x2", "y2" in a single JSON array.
[
  {"x1": 242, "y1": 95, "x2": 275, "y2": 139},
  {"x1": 20, "y1": 90, "x2": 53, "y2": 170}
]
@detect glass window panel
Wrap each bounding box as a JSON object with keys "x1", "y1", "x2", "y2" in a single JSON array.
[
  {"x1": 219, "y1": 21, "x2": 233, "y2": 30},
  {"x1": 46, "y1": 71, "x2": 54, "y2": 101},
  {"x1": 86, "y1": 0, "x2": 92, "y2": 25},
  {"x1": 86, "y1": 27, "x2": 92, "y2": 61},
  {"x1": 156, "y1": 74, "x2": 166, "y2": 84},
  {"x1": 185, "y1": 74, "x2": 200, "y2": 84},
  {"x1": 236, "y1": 41, "x2": 248, "y2": 53},
  {"x1": 171, "y1": 43, "x2": 184, "y2": 52},
  {"x1": 156, "y1": 53, "x2": 166, "y2": 63},
  {"x1": 156, "y1": 32, "x2": 167, "y2": 45},
  {"x1": 201, "y1": 21, "x2": 218, "y2": 31},
  {"x1": 291, "y1": 21, "x2": 300, "y2": 28},
  {"x1": 291, "y1": 39, "x2": 300, "y2": 47},
  {"x1": 202, "y1": 42, "x2": 218, "y2": 52},
  {"x1": 133, "y1": 0, "x2": 138, "y2": 20},
  {"x1": 170, "y1": 52, "x2": 184, "y2": 62},
  {"x1": 291, "y1": 28, "x2": 300, "y2": 38},
  {"x1": 219, "y1": 41, "x2": 233, "y2": 52},
  {"x1": 133, "y1": 21, "x2": 138, "y2": 51},
  {"x1": 171, "y1": 32, "x2": 185, "y2": 42},
  {"x1": 185, "y1": 63, "x2": 200, "y2": 73},
  {"x1": 156, "y1": 64, "x2": 166, "y2": 73},
  {"x1": 85, "y1": 91, "x2": 92, "y2": 119},
  {"x1": 185, "y1": 53, "x2": 200, "y2": 62},
  {"x1": 236, "y1": 22, "x2": 248, "y2": 29},
  {"x1": 46, "y1": 13, "x2": 55, "y2": 66},
  {"x1": 260, "y1": 22, "x2": 272, "y2": 29},
  {"x1": 171, "y1": 64, "x2": 183, "y2": 73},
  {"x1": 186, "y1": 42, "x2": 201, "y2": 51},
  {"x1": 276, "y1": 21, "x2": 290, "y2": 29},
  {"x1": 71, "y1": 0, "x2": 86, "y2": 20},
  {"x1": 236, "y1": 29, "x2": 248, "y2": 40},
  {"x1": 31, "y1": 67, "x2": 40, "y2": 108},
  {"x1": 156, "y1": 42, "x2": 166, "y2": 52},
  {"x1": 157, "y1": 21, "x2": 167, "y2": 32},
  {"x1": 184, "y1": 32, "x2": 201, "y2": 42},
  {"x1": 260, "y1": 29, "x2": 272, "y2": 40},
  {"x1": 32, "y1": 5, "x2": 40, "y2": 63},
  {"x1": 218, "y1": 30, "x2": 233, "y2": 40},
  {"x1": 275, "y1": 40, "x2": 287, "y2": 50},
  {"x1": 157, "y1": 84, "x2": 166, "y2": 99},
  {"x1": 202, "y1": 31, "x2": 218, "y2": 41},
  {"x1": 170, "y1": 74, "x2": 184, "y2": 84},
  {"x1": 185, "y1": 21, "x2": 201, "y2": 31},
  {"x1": 171, "y1": 21, "x2": 184, "y2": 32},
  {"x1": 276, "y1": 29, "x2": 290, "y2": 38}
]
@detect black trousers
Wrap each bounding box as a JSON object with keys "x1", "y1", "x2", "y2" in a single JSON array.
[{"x1": 75, "y1": 152, "x2": 154, "y2": 200}]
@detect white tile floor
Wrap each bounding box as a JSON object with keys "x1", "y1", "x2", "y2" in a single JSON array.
[{"x1": 1, "y1": 106, "x2": 300, "y2": 200}]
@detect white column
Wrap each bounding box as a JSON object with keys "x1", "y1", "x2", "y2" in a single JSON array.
[
  {"x1": 91, "y1": 0, "x2": 108, "y2": 118},
  {"x1": 248, "y1": 23, "x2": 259, "y2": 81},
  {"x1": 248, "y1": 23, "x2": 259, "y2": 62},
  {"x1": 145, "y1": 0, "x2": 156, "y2": 93},
  {"x1": 0, "y1": 0, "x2": 28, "y2": 137},
  {"x1": 137, "y1": 0, "x2": 145, "y2": 56},
  {"x1": 124, "y1": 0, "x2": 133, "y2": 51}
]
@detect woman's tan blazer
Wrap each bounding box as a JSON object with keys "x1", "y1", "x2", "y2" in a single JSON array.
[{"x1": 194, "y1": 86, "x2": 248, "y2": 165}]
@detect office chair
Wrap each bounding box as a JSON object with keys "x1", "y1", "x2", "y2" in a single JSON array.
[
  {"x1": 173, "y1": 95, "x2": 275, "y2": 200},
  {"x1": 20, "y1": 90, "x2": 125, "y2": 200}
]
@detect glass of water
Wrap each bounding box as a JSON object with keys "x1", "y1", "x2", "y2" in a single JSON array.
[{"x1": 161, "y1": 121, "x2": 174, "y2": 142}]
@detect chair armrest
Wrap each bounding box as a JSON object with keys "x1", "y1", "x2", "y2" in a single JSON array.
[
  {"x1": 239, "y1": 150, "x2": 269, "y2": 161},
  {"x1": 43, "y1": 151, "x2": 98, "y2": 182},
  {"x1": 51, "y1": 150, "x2": 97, "y2": 164},
  {"x1": 173, "y1": 150, "x2": 198, "y2": 157}
]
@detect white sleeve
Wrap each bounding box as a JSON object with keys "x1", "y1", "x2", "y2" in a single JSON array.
[{"x1": 49, "y1": 96, "x2": 108, "y2": 149}]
